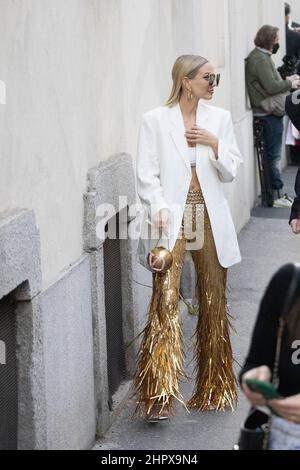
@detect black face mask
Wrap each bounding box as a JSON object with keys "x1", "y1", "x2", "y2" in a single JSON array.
[{"x1": 272, "y1": 43, "x2": 280, "y2": 54}]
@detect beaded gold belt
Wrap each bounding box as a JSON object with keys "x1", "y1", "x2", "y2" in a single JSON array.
[
  {"x1": 186, "y1": 189, "x2": 205, "y2": 205},
  {"x1": 182, "y1": 189, "x2": 206, "y2": 238}
]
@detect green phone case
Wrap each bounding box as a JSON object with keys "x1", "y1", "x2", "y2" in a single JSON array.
[{"x1": 245, "y1": 378, "x2": 281, "y2": 400}]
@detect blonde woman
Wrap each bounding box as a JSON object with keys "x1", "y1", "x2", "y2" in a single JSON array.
[{"x1": 135, "y1": 55, "x2": 243, "y2": 422}]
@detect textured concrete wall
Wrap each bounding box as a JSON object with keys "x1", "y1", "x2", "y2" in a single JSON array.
[
  {"x1": 0, "y1": 0, "x2": 290, "y2": 287},
  {"x1": 0, "y1": 209, "x2": 46, "y2": 449},
  {"x1": 42, "y1": 255, "x2": 95, "y2": 450},
  {"x1": 83, "y1": 153, "x2": 140, "y2": 436},
  {"x1": 16, "y1": 296, "x2": 47, "y2": 450},
  {"x1": 0, "y1": 209, "x2": 42, "y2": 300}
]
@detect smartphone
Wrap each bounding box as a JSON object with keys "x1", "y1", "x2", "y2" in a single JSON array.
[{"x1": 245, "y1": 379, "x2": 281, "y2": 400}]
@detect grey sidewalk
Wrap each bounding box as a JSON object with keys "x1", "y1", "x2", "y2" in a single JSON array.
[{"x1": 94, "y1": 166, "x2": 300, "y2": 451}]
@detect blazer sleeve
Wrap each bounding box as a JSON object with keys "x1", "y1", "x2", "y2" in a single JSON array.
[
  {"x1": 136, "y1": 115, "x2": 170, "y2": 222},
  {"x1": 286, "y1": 91, "x2": 300, "y2": 132},
  {"x1": 289, "y1": 166, "x2": 300, "y2": 224},
  {"x1": 209, "y1": 111, "x2": 243, "y2": 183}
]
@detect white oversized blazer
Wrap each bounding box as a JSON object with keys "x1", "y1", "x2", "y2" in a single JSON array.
[{"x1": 135, "y1": 101, "x2": 243, "y2": 269}]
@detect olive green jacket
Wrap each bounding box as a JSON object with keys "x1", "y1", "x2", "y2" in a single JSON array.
[{"x1": 245, "y1": 48, "x2": 292, "y2": 114}]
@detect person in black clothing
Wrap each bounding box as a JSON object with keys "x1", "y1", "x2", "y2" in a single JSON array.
[
  {"x1": 289, "y1": 169, "x2": 300, "y2": 232},
  {"x1": 285, "y1": 3, "x2": 300, "y2": 30},
  {"x1": 286, "y1": 90, "x2": 300, "y2": 233},
  {"x1": 286, "y1": 89, "x2": 300, "y2": 130},
  {"x1": 286, "y1": 26, "x2": 300, "y2": 60},
  {"x1": 240, "y1": 264, "x2": 300, "y2": 425},
  {"x1": 285, "y1": 3, "x2": 300, "y2": 70}
]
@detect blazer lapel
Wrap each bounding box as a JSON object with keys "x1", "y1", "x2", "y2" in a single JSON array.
[
  {"x1": 169, "y1": 104, "x2": 191, "y2": 174},
  {"x1": 169, "y1": 102, "x2": 209, "y2": 173},
  {"x1": 196, "y1": 102, "x2": 210, "y2": 162}
]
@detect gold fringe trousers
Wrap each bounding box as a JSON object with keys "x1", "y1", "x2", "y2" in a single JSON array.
[{"x1": 134, "y1": 187, "x2": 237, "y2": 418}]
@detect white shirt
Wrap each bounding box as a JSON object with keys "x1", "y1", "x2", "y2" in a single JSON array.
[{"x1": 188, "y1": 146, "x2": 197, "y2": 167}]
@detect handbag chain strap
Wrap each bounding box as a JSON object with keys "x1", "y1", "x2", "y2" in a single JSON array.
[{"x1": 272, "y1": 318, "x2": 285, "y2": 389}]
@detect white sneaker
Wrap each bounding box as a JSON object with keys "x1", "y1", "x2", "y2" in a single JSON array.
[{"x1": 273, "y1": 196, "x2": 293, "y2": 208}]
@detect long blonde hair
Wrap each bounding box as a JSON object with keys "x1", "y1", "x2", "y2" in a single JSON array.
[{"x1": 166, "y1": 55, "x2": 209, "y2": 107}]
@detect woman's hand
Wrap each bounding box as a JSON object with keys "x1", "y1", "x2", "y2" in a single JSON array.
[
  {"x1": 241, "y1": 366, "x2": 272, "y2": 407},
  {"x1": 290, "y1": 219, "x2": 300, "y2": 235},
  {"x1": 153, "y1": 208, "x2": 170, "y2": 236},
  {"x1": 268, "y1": 394, "x2": 300, "y2": 424},
  {"x1": 185, "y1": 126, "x2": 219, "y2": 157}
]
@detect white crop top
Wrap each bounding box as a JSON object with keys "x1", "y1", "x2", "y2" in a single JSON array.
[{"x1": 188, "y1": 146, "x2": 197, "y2": 167}]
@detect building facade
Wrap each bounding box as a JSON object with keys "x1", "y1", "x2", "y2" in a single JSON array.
[{"x1": 0, "y1": 0, "x2": 297, "y2": 450}]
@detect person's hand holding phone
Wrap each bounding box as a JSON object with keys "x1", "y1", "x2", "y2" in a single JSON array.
[
  {"x1": 268, "y1": 394, "x2": 300, "y2": 424},
  {"x1": 292, "y1": 79, "x2": 300, "y2": 90},
  {"x1": 287, "y1": 74, "x2": 300, "y2": 84},
  {"x1": 241, "y1": 366, "x2": 272, "y2": 407}
]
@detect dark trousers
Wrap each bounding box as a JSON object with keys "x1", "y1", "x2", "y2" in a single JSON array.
[{"x1": 259, "y1": 115, "x2": 284, "y2": 193}]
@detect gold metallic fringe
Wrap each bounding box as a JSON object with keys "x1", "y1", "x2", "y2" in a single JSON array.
[
  {"x1": 134, "y1": 188, "x2": 237, "y2": 417},
  {"x1": 134, "y1": 240, "x2": 188, "y2": 418},
  {"x1": 188, "y1": 204, "x2": 238, "y2": 412}
]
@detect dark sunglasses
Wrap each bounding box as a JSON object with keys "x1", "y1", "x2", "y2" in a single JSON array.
[{"x1": 202, "y1": 73, "x2": 221, "y2": 87}]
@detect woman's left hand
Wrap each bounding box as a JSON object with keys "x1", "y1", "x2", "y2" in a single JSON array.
[
  {"x1": 268, "y1": 394, "x2": 300, "y2": 424},
  {"x1": 185, "y1": 126, "x2": 219, "y2": 156}
]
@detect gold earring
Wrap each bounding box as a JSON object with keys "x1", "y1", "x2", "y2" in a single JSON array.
[{"x1": 188, "y1": 90, "x2": 193, "y2": 100}]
